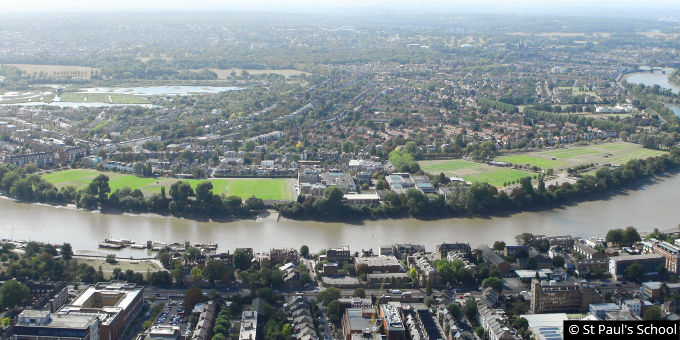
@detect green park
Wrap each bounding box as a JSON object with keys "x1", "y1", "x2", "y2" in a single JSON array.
[
  {"x1": 41, "y1": 169, "x2": 292, "y2": 201},
  {"x1": 421, "y1": 142, "x2": 667, "y2": 187}
]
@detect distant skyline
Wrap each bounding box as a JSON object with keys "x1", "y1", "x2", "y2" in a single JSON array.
[{"x1": 3, "y1": 0, "x2": 680, "y2": 18}]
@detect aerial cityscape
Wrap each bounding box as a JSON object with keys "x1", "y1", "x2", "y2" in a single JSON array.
[{"x1": 1, "y1": 2, "x2": 680, "y2": 340}]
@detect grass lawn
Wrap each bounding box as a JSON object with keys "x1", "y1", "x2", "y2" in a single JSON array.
[
  {"x1": 496, "y1": 142, "x2": 667, "y2": 171},
  {"x1": 422, "y1": 142, "x2": 668, "y2": 186},
  {"x1": 225, "y1": 179, "x2": 292, "y2": 200},
  {"x1": 420, "y1": 159, "x2": 532, "y2": 187},
  {"x1": 42, "y1": 169, "x2": 291, "y2": 200},
  {"x1": 80, "y1": 259, "x2": 161, "y2": 279},
  {"x1": 494, "y1": 155, "x2": 566, "y2": 168}
]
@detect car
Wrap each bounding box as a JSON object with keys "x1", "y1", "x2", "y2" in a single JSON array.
[
  {"x1": 459, "y1": 296, "x2": 464, "y2": 299},
  {"x1": 314, "y1": 290, "x2": 319, "y2": 293},
  {"x1": 600, "y1": 284, "x2": 607, "y2": 287},
  {"x1": 615, "y1": 284, "x2": 622, "y2": 287}
]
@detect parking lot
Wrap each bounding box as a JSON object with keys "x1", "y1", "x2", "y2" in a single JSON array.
[{"x1": 153, "y1": 298, "x2": 191, "y2": 337}]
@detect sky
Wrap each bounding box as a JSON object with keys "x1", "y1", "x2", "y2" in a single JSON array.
[{"x1": 2, "y1": 0, "x2": 679, "y2": 18}]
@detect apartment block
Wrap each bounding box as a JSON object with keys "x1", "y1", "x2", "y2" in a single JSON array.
[
  {"x1": 326, "y1": 246, "x2": 351, "y2": 263},
  {"x1": 609, "y1": 254, "x2": 665, "y2": 281},
  {"x1": 641, "y1": 238, "x2": 680, "y2": 274},
  {"x1": 530, "y1": 279, "x2": 602, "y2": 314}
]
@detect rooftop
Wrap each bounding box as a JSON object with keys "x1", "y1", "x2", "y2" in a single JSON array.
[{"x1": 17, "y1": 311, "x2": 99, "y2": 330}]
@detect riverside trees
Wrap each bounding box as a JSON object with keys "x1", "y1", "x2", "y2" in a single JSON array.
[{"x1": 277, "y1": 149, "x2": 680, "y2": 220}]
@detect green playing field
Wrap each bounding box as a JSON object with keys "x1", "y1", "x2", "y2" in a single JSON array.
[{"x1": 42, "y1": 169, "x2": 292, "y2": 200}]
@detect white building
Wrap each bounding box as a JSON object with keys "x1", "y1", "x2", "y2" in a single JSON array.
[{"x1": 621, "y1": 299, "x2": 641, "y2": 317}]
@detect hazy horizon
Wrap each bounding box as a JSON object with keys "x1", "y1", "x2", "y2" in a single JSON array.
[{"x1": 3, "y1": 0, "x2": 680, "y2": 19}]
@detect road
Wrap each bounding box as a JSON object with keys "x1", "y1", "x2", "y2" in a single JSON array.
[{"x1": 317, "y1": 302, "x2": 334, "y2": 340}]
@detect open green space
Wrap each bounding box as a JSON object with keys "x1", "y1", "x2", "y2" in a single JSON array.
[
  {"x1": 41, "y1": 169, "x2": 291, "y2": 200},
  {"x1": 80, "y1": 259, "x2": 161, "y2": 278},
  {"x1": 495, "y1": 142, "x2": 667, "y2": 170},
  {"x1": 494, "y1": 155, "x2": 566, "y2": 168},
  {"x1": 420, "y1": 159, "x2": 532, "y2": 187},
  {"x1": 225, "y1": 178, "x2": 292, "y2": 200},
  {"x1": 422, "y1": 142, "x2": 668, "y2": 187}
]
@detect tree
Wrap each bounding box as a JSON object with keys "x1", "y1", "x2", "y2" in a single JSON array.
[
  {"x1": 234, "y1": 249, "x2": 251, "y2": 271},
  {"x1": 0, "y1": 280, "x2": 30, "y2": 309},
  {"x1": 463, "y1": 297, "x2": 478, "y2": 322},
  {"x1": 327, "y1": 300, "x2": 341, "y2": 322},
  {"x1": 159, "y1": 253, "x2": 172, "y2": 268},
  {"x1": 426, "y1": 279, "x2": 433, "y2": 296},
  {"x1": 353, "y1": 288, "x2": 366, "y2": 298},
  {"x1": 592, "y1": 268, "x2": 607, "y2": 279},
  {"x1": 356, "y1": 263, "x2": 370, "y2": 277},
  {"x1": 492, "y1": 241, "x2": 506, "y2": 252},
  {"x1": 324, "y1": 186, "x2": 344, "y2": 208},
  {"x1": 106, "y1": 254, "x2": 117, "y2": 264},
  {"x1": 515, "y1": 233, "x2": 535, "y2": 247},
  {"x1": 184, "y1": 286, "x2": 204, "y2": 311},
  {"x1": 300, "y1": 245, "x2": 309, "y2": 258},
  {"x1": 481, "y1": 277, "x2": 503, "y2": 293},
  {"x1": 184, "y1": 247, "x2": 200, "y2": 262},
  {"x1": 447, "y1": 303, "x2": 462, "y2": 319},
  {"x1": 625, "y1": 262, "x2": 645, "y2": 283},
  {"x1": 281, "y1": 324, "x2": 293, "y2": 339},
  {"x1": 244, "y1": 196, "x2": 265, "y2": 211},
  {"x1": 476, "y1": 327, "x2": 485, "y2": 339},
  {"x1": 191, "y1": 267, "x2": 203, "y2": 279},
  {"x1": 172, "y1": 267, "x2": 185, "y2": 286},
  {"x1": 317, "y1": 287, "x2": 341, "y2": 306},
  {"x1": 643, "y1": 305, "x2": 663, "y2": 321},
  {"x1": 61, "y1": 243, "x2": 73, "y2": 260},
  {"x1": 659, "y1": 264, "x2": 667, "y2": 278},
  {"x1": 526, "y1": 258, "x2": 538, "y2": 270},
  {"x1": 552, "y1": 256, "x2": 565, "y2": 268},
  {"x1": 181, "y1": 150, "x2": 194, "y2": 162},
  {"x1": 203, "y1": 260, "x2": 227, "y2": 284},
  {"x1": 606, "y1": 229, "x2": 624, "y2": 247},
  {"x1": 242, "y1": 140, "x2": 257, "y2": 152},
  {"x1": 623, "y1": 226, "x2": 641, "y2": 246}
]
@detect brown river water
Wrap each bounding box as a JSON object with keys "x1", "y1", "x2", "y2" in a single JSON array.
[{"x1": 1, "y1": 174, "x2": 678, "y2": 257}]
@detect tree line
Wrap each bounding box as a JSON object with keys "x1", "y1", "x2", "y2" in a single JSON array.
[
  {"x1": 0, "y1": 165, "x2": 265, "y2": 217},
  {"x1": 523, "y1": 108, "x2": 630, "y2": 132},
  {"x1": 477, "y1": 98, "x2": 520, "y2": 114},
  {"x1": 277, "y1": 149, "x2": 680, "y2": 219}
]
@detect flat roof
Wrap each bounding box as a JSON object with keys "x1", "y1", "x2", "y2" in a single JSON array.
[
  {"x1": 515, "y1": 269, "x2": 554, "y2": 279},
  {"x1": 18, "y1": 313, "x2": 98, "y2": 329},
  {"x1": 355, "y1": 256, "x2": 401, "y2": 267},
  {"x1": 520, "y1": 314, "x2": 569, "y2": 328},
  {"x1": 589, "y1": 303, "x2": 620, "y2": 311},
  {"x1": 610, "y1": 254, "x2": 665, "y2": 262}
]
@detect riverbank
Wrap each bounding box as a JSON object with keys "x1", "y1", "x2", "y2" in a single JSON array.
[
  {"x1": 3, "y1": 169, "x2": 680, "y2": 255},
  {"x1": 2, "y1": 164, "x2": 678, "y2": 225}
]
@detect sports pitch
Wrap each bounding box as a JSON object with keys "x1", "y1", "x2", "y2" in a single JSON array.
[
  {"x1": 420, "y1": 142, "x2": 668, "y2": 186},
  {"x1": 419, "y1": 159, "x2": 533, "y2": 187},
  {"x1": 41, "y1": 169, "x2": 292, "y2": 200},
  {"x1": 496, "y1": 142, "x2": 666, "y2": 170},
  {"x1": 224, "y1": 178, "x2": 292, "y2": 200}
]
